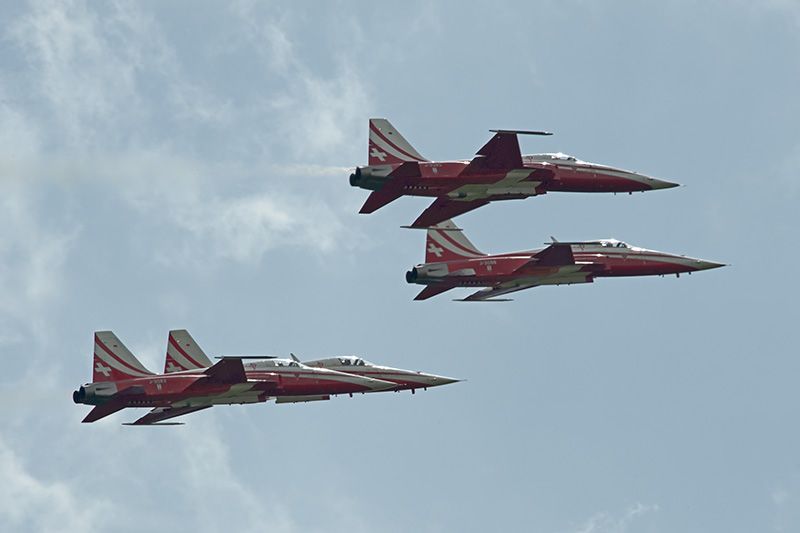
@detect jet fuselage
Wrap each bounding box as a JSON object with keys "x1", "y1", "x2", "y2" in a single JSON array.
[
  {"x1": 407, "y1": 237, "x2": 725, "y2": 301},
  {"x1": 303, "y1": 356, "x2": 460, "y2": 393}
]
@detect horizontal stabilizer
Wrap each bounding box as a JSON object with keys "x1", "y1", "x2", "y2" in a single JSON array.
[
  {"x1": 359, "y1": 190, "x2": 403, "y2": 214},
  {"x1": 414, "y1": 284, "x2": 455, "y2": 301},
  {"x1": 82, "y1": 402, "x2": 126, "y2": 423}
]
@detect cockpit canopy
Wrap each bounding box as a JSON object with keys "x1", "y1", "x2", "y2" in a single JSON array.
[
  {"x1": 523, "y1": 153, "x2": 580, "y2": 163},
  {"x1": 593, "y1": 239, "x2": 642, "y2": 250},
  {"x1": 337, "y1": 356, "x2": 368, "y2": 366},
  {"x1": 266, "y1": 359, "x2": 300, "y2": 368}
]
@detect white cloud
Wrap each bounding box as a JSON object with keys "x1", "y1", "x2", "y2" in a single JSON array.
[
  {"x1": 233, "y1": 7, "x2": 370, "y2": 162},
  {"x1": 2, "y1": 1, "x2": 369, "y2": 268},
  {"x1": 0, "y1": 437, "x2": 112, "y2": 532},
  {"x1": 571, "y1": 503, "x2": 659, "y2": 533},
  {"x1": 9, "y1": 0, "x2": 144, "y2": 147},
  {"x1": 0, "y1": 183, "x2": 78, "y2": 345},
  {"x1": 73, "y1": 151, "x2": 361, "y2": 267}
]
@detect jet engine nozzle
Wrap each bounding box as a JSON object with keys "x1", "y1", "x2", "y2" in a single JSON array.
[
  {"x1": 73, "y1": 386, "x2": 86, "y2": 404},
  {"x1": 408, "y1": 263, "x2": 449, "y2": 283},
  {"x1": 349, "y1": 165, "x2": 392, "y2": 191},
  {"x1": 349, "y1": 167, "x2": 361, "y2": 186},
  {"x1": 73, "y1": 382, "x2": 118, "y2": 405}
]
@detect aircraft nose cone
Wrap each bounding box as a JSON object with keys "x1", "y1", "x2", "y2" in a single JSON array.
[
  {"x1": 431, "y1": 375, "x2": 461, "y2": 386},
  {"x1": 646, "y1": 176, "x2": 680, "y2": 190},
  {"x1": 693, "y1": 259, "x2": 727, "y2": 271},
  {"x1": 414, "y1": 373, "x2": 461, "y2": 388}
]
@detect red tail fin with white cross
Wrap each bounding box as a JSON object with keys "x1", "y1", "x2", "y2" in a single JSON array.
[
  {"x1": 92, "y1": 331, "x2": 154, "y2": 382},
  {"x1": 164, "y1": 329, "x2": 213, "y2": 373},
  {"x1": 425, "y1": 219, "x2": 486, "y2": 263},
  {"x1": 368, "y1": 119, "x2": 428, "y2": 165}
]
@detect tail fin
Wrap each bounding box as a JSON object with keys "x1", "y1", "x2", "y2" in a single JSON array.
[
  {"x1": 369, "y1": 118, "x2": 428, "y2": 165},
  {"x1": 425, "y1": 219, "x2": 486, "y2": 262},
  {"x1": 164, "y1": 329, "x2": 213, "y2": 373},
  {"x1": 93, "y1": 331, "x2": 154, "y2": 382}
]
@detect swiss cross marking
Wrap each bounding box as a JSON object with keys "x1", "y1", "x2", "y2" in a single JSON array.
[
  {"x1": 95, "y1": 362, "x2": 112, "y2": 377},
  {"x1": 428, "y1": 243, "x2": 444, "y2": 257},
  {"x1": 370, "y1": 147, "x2": 387, "y2": 162},
  {"x1": 165, "y1": 361, "x2": 183, "y2": 373}
]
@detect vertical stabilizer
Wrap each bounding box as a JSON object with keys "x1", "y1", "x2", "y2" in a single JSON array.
[
  {"x1": 425, "y1": 220, "x2": 486, "y2": 263},
  {"x1": 165, "y1": 329, "x2": 213, "y2": 372},
  {"x1": 369, "y1": 118, "x2": 428, "y2": 165},
  {"x1": 93, "y1": 331, "x2": 154, "y2": 382}
]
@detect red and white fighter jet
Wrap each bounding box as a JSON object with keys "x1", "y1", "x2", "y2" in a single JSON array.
[
  {"x1": 73, "y1": 331, "x2": 394, "y2": 425},
  {"x1": 406, "y1": 220, "x2": 725, "y2": 301},
  {"x1": 166, "y1": 330, "x2": 460, "y2": 396},
  {"x1": 350, "y1": 119, "x2": 679, "y2": 228}
]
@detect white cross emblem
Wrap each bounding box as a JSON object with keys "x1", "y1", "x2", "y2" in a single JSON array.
[
  {"x1": 165, "y1": 361, "x2": 183, "y2": 373},
  {"x1": 95, "y1": 362, "x2": 112, "y2": 377},
  {"x1": 428, "y1": 243, "x2": 444, "y2": 257},
  {"x1": 370, "y1": 147, "x2": 387, "y2": 162}
]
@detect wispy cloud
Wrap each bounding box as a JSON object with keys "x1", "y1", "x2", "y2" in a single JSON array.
[
  {"x1": 0, "y1": 437, "x2": 112, "y2": 531},
  {"x1": 2, "y1": 1, "x2": 370, "y2": 268},
  {"x1": 570, "y1": 503, "x2": 659, "y2": 533},
  {"x1": 0, "y1": 183, "x2": 78, "y2": 346},
  {"x1": 233, "y1": 7, "x2": 370, "y2": 162}
]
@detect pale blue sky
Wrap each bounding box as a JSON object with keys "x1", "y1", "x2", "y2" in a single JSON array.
[{"x1": 1, "y1": 1, "x2": 798, "y2": 532}]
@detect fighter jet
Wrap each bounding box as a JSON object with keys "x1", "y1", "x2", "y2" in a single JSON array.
[
  {"x1": 350, "y1": 118, "x2": 679, "y2": 228},
  {"x1": 73, "y1": 331, "x2": 394, "y2": 425},
  {"x1": 166, "y1": 330, "x2": 460, "y2": 396},
  {"x1": 302, "y1": 355, "x2": 460, "y2": 394},
  {"x1": 406, "y1": 220, "x2": 725, "y2": 301}
]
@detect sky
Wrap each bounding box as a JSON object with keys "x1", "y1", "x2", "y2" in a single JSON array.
[{"x1": 0, "y1": 1, "x2": 799, "y2": 531}]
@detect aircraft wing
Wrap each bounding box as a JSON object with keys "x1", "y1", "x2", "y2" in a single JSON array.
[
  {"x1": 411, "y1": 197, "x2": 490, "y2": 228},
  {"x1": 126, "y1": 405, "x2": 213, "y2": 426},
  {"x1": 201, "y1": 357, "x2": 247, "y2": 385},
  {"x1": 456, "y1": 282, "x2": 542, "y2": 301},
  {"x1": 458, "y1": 269, "x2": 598, "y2": 302},
  {"x1": 511, "y1": 243, "x2": 576, "y2": 274},
  {"x1": 461, "y1": 132, "x2": 524, "y2": 174}
]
